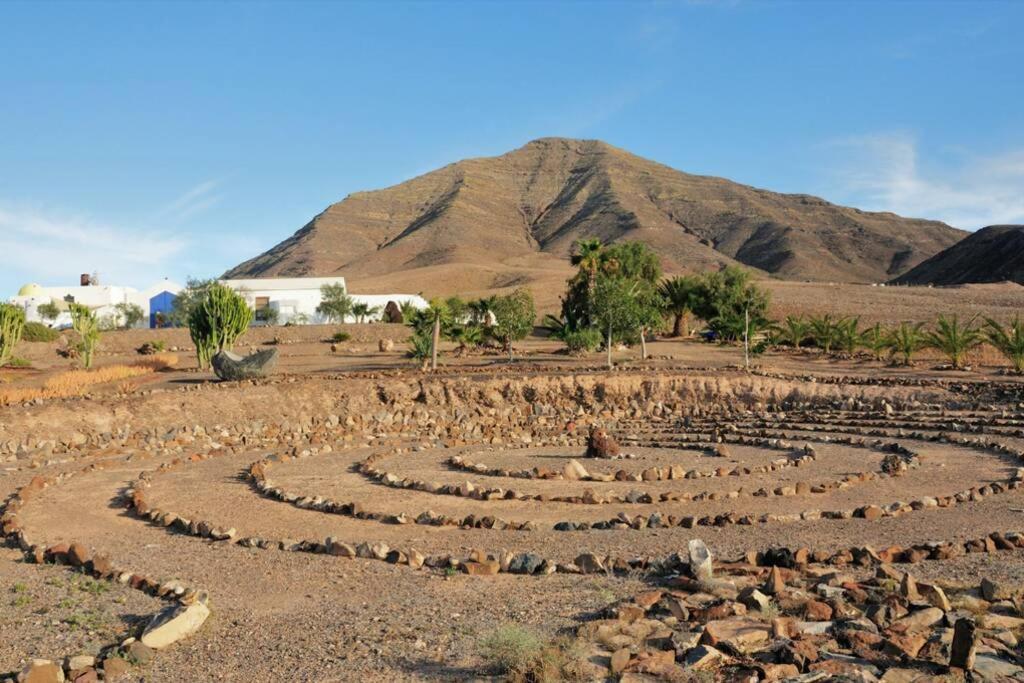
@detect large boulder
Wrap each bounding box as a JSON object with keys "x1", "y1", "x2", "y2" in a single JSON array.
[
  {"x1": 140, "y1": 602, "x2": 211, "y2": 649},
  {"x1": 211, "y1": 348, "x2": 278, "y2": 381}
]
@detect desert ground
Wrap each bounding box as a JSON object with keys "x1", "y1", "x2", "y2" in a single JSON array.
[{"x1": 4, "y1": 283, "x2": 1024, "y2": 682}]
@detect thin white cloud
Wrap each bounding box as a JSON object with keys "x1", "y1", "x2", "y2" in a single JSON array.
[
  {"x1": 826, "y1": 132, "x2": 1024, "y2": 230},
  {"x1": 155, "y1": 179, "x2": 223, "y2": 222},
  {"x1": 0, "y1": 203, "x2": 190, "y2": 287}
]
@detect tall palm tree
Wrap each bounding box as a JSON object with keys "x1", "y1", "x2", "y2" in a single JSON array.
[
  {"x1": 658, "y1": 275, "x2": 701, "y2": 337},
  {"x1": 571, "y1": 239, "x2": 604, "y2": 318},
  {"x1": 926, "y1": 315, "x2": 982, "y2": 369},
  {"x1": 985, "y1": 317, "x2": 1024, "y2": 373}
]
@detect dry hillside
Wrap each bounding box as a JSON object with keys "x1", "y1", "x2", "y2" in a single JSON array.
[
  {"x1": 892, "y1": 224, "x2": 1024, "y2": 286},
  {"x1": 226, "y1": 138, "x2": 965, "y2": 296}
]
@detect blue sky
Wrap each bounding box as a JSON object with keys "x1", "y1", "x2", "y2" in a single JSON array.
[{"x1": 1, "y1": 0, "x2": 1022, "y2": 295}]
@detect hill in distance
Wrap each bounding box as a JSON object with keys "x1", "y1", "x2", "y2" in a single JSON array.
[
  {"x1": 892, "y1": 225, "x2": 1024, "y2": 286},
  {"x1": 226, "y1": 138, "x2": 966, "y2": 298}
]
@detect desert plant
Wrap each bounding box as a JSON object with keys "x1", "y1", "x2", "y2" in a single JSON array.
[
  {"x1": 659, "y1": 275, "x2": 702, "y2": 337},
  {"x1": 835, "y1": 316, "x2": 861, "y2": 355},
  {"x1": 22, "y1": 322, "x2": 60, "y2": 343},
  {"x1": 37, "y1": 300, "x2": 60, "y2": 323},
  {"x1": 399, "y1": 300, "x2": 419, "y2": 322},
  {"x1": 331, "y1": 331, "x2": 351, "y2": 343},
  {"x1": 490, "y1": 288, "x2": 536, "y2": 362},
  {"x1": 114, "y1": 302, "x2": 146, "y2": 329},
  {"x1": 808, "y1": 314, "x2": 840, "y2": 354},
  {"x1": 316, "y1": 283, "x2": 354, "y2": 323},
  {"x1": 449, "y1": 324, "x2": 484, "y2": 355},
  {"x1": 0, "y1": 304, "x2": 26, "y2": 368},
  {"x1": 887, "y1": 321, "x2": 926, "y2": 366},
  {"x1": 562, "y1": 328, "x2": 603, "y2": 356},
  {"x1": 860, "y1": 322, "x2": 889, "y2": 362},
  {"x1": 136, "y1": 340, "x2": 166, "y2": 355},
  {"x1": 351, "y1": 302, "x2": 381, "y2": 324},
  {"x1": 469, "y1": 296, "x2": 497, "y2": 326},
  {"x1": 187, "y1": 283, "x2": 254, "y2": 369},
  {"x1": 406, "y1": 331, "x2": 433, "y2": 370},
  {"x1": 408, "y1": 300, "x2": 452, "y2": 371},
  {"x1": 926, "y1": 315, "x2": 982, "y2": 369},
  {"x1": 478, "y1": 625, "x2": 544, "y2": 676},
  {"x1": 775, "y1": 315, "x2": 809, "y2": 348},
  {"x1": 690, "y1": 266, "x2": 770, "y2": 342},
  {"x1": 255, "y1": 306, "x2": 280, "y2": 326},
  {"x1": 68, "y1": 304, "x2": 100, "y2": 369},
  {"x1": 985, "y1": 317, "x2": 1024, "y2": 373}
]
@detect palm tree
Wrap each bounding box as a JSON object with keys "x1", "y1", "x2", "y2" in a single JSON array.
[
  {"x1": 775, "y1": 315, "x2": 809, "y2": 349},
  {"x1": 350, "y1": 302, "x2": 380, "y2": 324},
  {"x1": 571, "y1": 238, "x2": 604, "y2": 318},
  {"x1": 658, "y1": 275, "x2": 701, "y2": 337},
  {"x1": 835, "y1": 316, "x2": 861, "y2": 355},
  {"x1": 420, "y1": 299, "x2": 451, "y2": 371},
  {"x1": 469, "y1": 296, "x2": 497, "y2": 327},
  {"x1": 985, "y1": 317, "x2": 1024, "y2": 373},
  {"x1": 926, "y1": 315, "x2": 982, "y2": 369},
  {"x1": 861, "y1": 322, "x2": 889, "y2": 362},
  {"x1": 887, "y1": 321, "x2": 927, "y2": 366},
  {"x1": 449, "y1": 324, "x2": 483, "y2": 356},
  {"x1": 808, "y1": 314, "x2": 840, "y2": 354}
]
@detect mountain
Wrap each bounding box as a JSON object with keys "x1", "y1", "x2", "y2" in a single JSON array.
[
  {"x1": 226, "y1": 138, "x2": 966, "y2": 294},
  {"x1": 892, "y1": 225, "x2": 1024, "y2": 286}
]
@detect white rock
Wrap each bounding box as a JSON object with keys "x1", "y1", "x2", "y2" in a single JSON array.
[{"x1": 141, "y1": 602, "x2": 211, "y2": 649}]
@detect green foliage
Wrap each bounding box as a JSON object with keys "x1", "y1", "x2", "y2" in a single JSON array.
[
  {"x1": 490, "y1": 288, "x2": 536, "y2": 360},
  {"x1": 351, "y1": 302, "x2": 381, "y2": 323},
  {"x1": 775, "y1": 315, "x2": 809, "y2": 348},
  {"x1": 168, "y1": 278, "x2": 216, "y2": 327},
  {"x1": 659, "y1": 275, "x2": 702, "y2": 337},
  {"x1": 285, "y1": 312, "x2": 310, "y2": 326},
  {"x1": 399, "y1": 300, "x2": 419, "y2": 322},
  {"x1": 407, "y1": 299, "x2": 453, "y2": 371},
  {"x1": 468, "y1": 296, "x2": 497, "y2": 326},
  {"x1": 136, "y1": 340, "x2": 166, "y2": 355},
  {"x1": 562, "y1": 328, "x2": 602, "y2": 356},
  {"x1": 444, "y1": 296, "x2": 469, "y2": 323},
  {"x1": 406, "y1": 331, "x2": 433, "y2": 367},
  {"x1": 926, "y1": 315, "x2": 982, "y2": 369},
  {"x1": 69, "y1": 304, "x2": 100, "y2": 369},
  {"x1": 331, "y1": 331, "x2": 351, "y2": 343},
  {"x1": 985, "y1": 317, "x2": 1024, "y2": 373},
  {"x1": 479, "y1": 625, "x2": 544, "y2": 675},
  {"x1": 22, "y1": 321, "x2": 59, "y2": 343},
  {"x1": 561, "y1": 241, "x2": 662, "y2": 331},
  {"x1": 255, "y1": 306, "x2": 280, "y2": 326},
  {"x1": 861, "y1": 323, "x2": 889, "y2": 362},
  {"x1": 187, "y1": 283, "x2": 254, "y2": 369},
  {"x1": 449, "y1": 324, "x2": 484, "y2": 353},
  {"x1": 690, "y1": 266, "x2": 769, "y2": 342},
  {"x1": 887, "y1": 321, "x2": 927, "y2": 366},
  {"x1": 316, "y1": 283, "x2": 354, "y2": 323},
  {"x1": 835, "y1": 316, "x2": 861, "y2": 355},
  {"x1": 808, "y1": 314, "x2": 841, "y2": 353},
  {"x1": 592, "y1": 275, "x2": 663, "y2": 366},
  {"x1": 0, "y1": 303, "x2": 26, "y2": 368},
  {"x1": 36, "y1": 300, "x2": 61, "y2": 322},
  {"x1": 114, "y1": 302, "x2": 146, "y2": 329}
]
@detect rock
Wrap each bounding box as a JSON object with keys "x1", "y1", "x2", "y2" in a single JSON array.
[
  {"x1": 378, "y1": 339, "x2": 395, "y2": 352},
  {"x1": 980, "y1": 576, "x2": 1015, "y2": 601},
  {"x1": 892, "y1": 607, "x2": 944, "y2": 632},
  {"x1": 100, "y1": 657, "x2": 130, "y2": 681},
  {"x1": 610, "y1": 648, "x2": 631, "y2": 675},
  {"x1": 211, "y1": 348, "x2": 278, "y2": 381},
  {"x1": 563, "y1": 459, "x2": 589, "y2": 481},
  {"x1": 917, "y1": 581, "x2": 951, "y2": 611},
  {"x1": 585, "y1": 426, "x2": 620, "y2": 459},
  {"x1": 463, "y1": 559, "x2": 500, "y2": 576},
  {"x1": 124, "y1": 642, "x2": 154, "y2": 665},
  {"x1": 948, "y1": 620, "x2": 977, "y2": 672},
  {"x1": 140, "y1": 602, "x2": 211, "y2": 649},
  {"x1": 702, "y1": 618, "x2": 770, "y2": 653},
  {"x1": 20, "y1": 660, "x2": 64, "y2": 683},
  {"x1": 508, "y1": 553, "x2": 545, "y2": 575},
  {"x1": 685, "y1": 644, "x2": 732, "y2": 670},
  {"x1": 972, "y1": 653, "x2": 1024, "y2": 679},
  {"x1": 688, "y1": 539, "x2": 713, "y2": 582},
  {"x1": 763, "y1": 565, "x2": 786, "y2": 595},
  {"x1": 804, "y1": 600, "x2": 833, "y2": 621},
  {"x1": 738, "y1": 587, "x2": 772, "y2": 613},
  {"x1": 574, "y1": 553, "x2": 605, "y2": 574}
]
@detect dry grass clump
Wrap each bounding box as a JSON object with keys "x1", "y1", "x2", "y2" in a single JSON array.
[
  {"x1": 478, "y1": 625, "x2": 588, "y2": 682},
  {"x1": 0, "y1": 354, "x2": 177, "y2": 406}
]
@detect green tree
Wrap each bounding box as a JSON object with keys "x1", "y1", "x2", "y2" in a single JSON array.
[
  {"x1": 187, "y1": 284, "x2": 254, "y2": 369},
  {"x1": 408, "y1": 299, "x2": 452, "y2": 371},
  {"x1": 985, "y1": 317, "x2": 1024, "y2": 373},
  {"x1": 808, "y1": 314, "x2": 841, "y2": 354},
  {"x1": 168, "y1": 278, "x2": 215, "y2": 327},
  {"x1": 887, "y1": 321, "x2": 926, "y2": 366},
  {"x1": 659, "y1": 275, "x2": 701, "y2": 337},
  {"x1": 69, "y1": 304, "x2": 100, "y2": 369},
  {"x1": 0, "y1": 303, "x2": 26, "y2": 368},
  {"x1": 316, "y1": 283, "x2": 354, "y2": 323},
  {"x1": 449, "y1": 324, "x2": 484, "y2": 355},
  {"x1": 561, "y1": 241, "x2": 662, "y2": 331},
  {"x1": 775, "y1": 315, "x2": 809, "y2": 348},
  {"x1": 690, "y1": 266, "x2": 769, "y2": 342},
  {"x1": 835, "y1": 316, "x2": 861, "y2": 355},
  {"x1": 469, "y1": 296, "x2": 497, "y2": 326},
  {"x1": 37, "y1": 300, "x2": 60, "y2": 324},
  {"x1": 444, "y1": 296, "x2": 469, "y2": 323},
  {"x1": 926, "y1": 315, "x2": 982, "y2": 369},
  {"x1": 592, "y1": 275, "x2": 662, "y2": 368},
  {"x1": 351, "y1": 302, "x2": 380, "y2": 324},
  {"x1": 570, "y1": 238, "x2": 604, "y2": 320},
  {"x1": 115, "y1": 302, "x2": 146, "y2": 329},
  {"x1": 490, "y1": 288, "x2": 536, "y2": 361},
  {"x1": 861, "y1": 323, "x2": 889, "y2": 362}
]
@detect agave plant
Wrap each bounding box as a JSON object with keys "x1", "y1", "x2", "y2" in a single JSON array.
[
  {"x1": 775, "y1": 315, "x2": 809, "y2": 349},
  {"x1": 835, "y1": 316, "x2": 861, "y2": 355},
  {"x1": 926, "y1": 315, "x2": 982, "y2": 370},
  {"x1": 808, "y1": 314, "x2": 840, "y2": 354},
  {"x1": 886, "y1": 321, "x2": 927, "y2": 366},
  {"x1": 985, "y1": 317, "x2": 1024, "y2": 373},
  {"x1": 860, "y1": 322, "x2": 889, "y2": 362}
]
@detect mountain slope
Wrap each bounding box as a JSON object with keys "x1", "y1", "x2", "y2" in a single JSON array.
[
  {"x1": 892, "y1": 225, "x2": 1024, "y2": 286},
  {"x1": 226, "y1": 138, "x2": 966, "y2": 290}
]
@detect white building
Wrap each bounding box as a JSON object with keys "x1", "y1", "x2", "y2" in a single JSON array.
[
  {"x1": 9, "y1": 278, "x2": 183, "y2": 329},
  {"x1": 220, "y1": 276, "x2": 428, "y2": 325}
]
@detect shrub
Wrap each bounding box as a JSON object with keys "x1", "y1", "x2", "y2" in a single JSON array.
[
  {"x1": 861, "y1": 323, "x2": 889, "y2": 362},
  {"x1": 114, "y1": 302, "x2": 146, "y2": 329},
  {"x1": 136, "y1": 340, "x2": 166, "y2": 355},
  {"x1": 0, "y1": 304, "x2": 26, "y2": 368},
  {"x1": 562, "y1": 328, "x2": 602, "y2": 356},
  {"x1": 69, "y1": 304, "x2": 100, "y2": 369},
  {"x1": 331, "y1": 331, "x2": 351, "y2": 343},
  {"x1": 317, "y1": 284, "x2": 354, "y2": 323},
  {"x1": 6, "y1": 357, "x2": 31, "y2": 368},
  {"x1": 887, "y1": 321, "x2": 926, "y2": 366},
  {"x1": 407, "y1": 331, "x2": 433, "y2": 370},
  {"x1": 775, "y1": 315, "x2": 809, "y2": 348},
  {"x1": 926, "y1": 314, "x2": 982, "y2": 369},
  {"x1": 491, "y1": 288, "x2": 537, "y2": 361},
  {"x1": 479, "y1": 625, "x2": 543, "y2": 675},
  {"x1": 22, "y1": 322, "x2": 60, "y2": 343},
  {"x1": 808, "y1": 314, "x2": 840, "y2": 353},
  {"x1": 37, "y1": 300, "x2": 60, "y2": 323},
  {"x1": 985, "y1": 317, "x2": 1024, "y2": 373},
  {"x1": 0, "y1": 356, "x2": 176, "y2": 406},
  {"x1": 835, "y1": 316, "x2": 861, "y2": 355},
  {"x1": 187, "y1": 283, "x2": 253, "y2": 369}
]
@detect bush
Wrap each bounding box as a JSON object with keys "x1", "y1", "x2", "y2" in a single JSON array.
[
  {"x1": 562, "y1": 328, "x2": 602, "y2": 356},
  {"x1": 22, "y1": 322, "x2": 59, "y2": 343},
  {"x1": 479, "y1": 625, "x2": 543, "y2": 675},
  {"x1": 331, "y1": 331, "x2": 351, "y2": 343},
  {"x1": 136, "y1": 340, "x2": 166, "y2": 355},
  {"x1": 0, "y1": 304, "x2": 26, "y2": 368},
  {"x1": 187, "y1": 283, "x2": 253, "y2": 369}
]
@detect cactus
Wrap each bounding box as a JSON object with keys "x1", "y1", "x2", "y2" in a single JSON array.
[
  {"x1": 188, "y1": 283, "x2": 254, "y2": 369},
  {"x1": 0, "y1": 303, "x2": 26, "y2": 368},
  {"x1": 68, "y1": 303, "x2": 100, "y2": 369}
]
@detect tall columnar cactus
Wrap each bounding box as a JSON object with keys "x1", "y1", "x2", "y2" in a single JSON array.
[
  {"x1": 0, "y1": 303, "x2": 26, "y2": 368},
  {"x1": 188, "y1": 283, "x2": 254, "y2": 369},
  {"x1": 68, "y1": 303, "x2": 100, "y2": 369}
]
